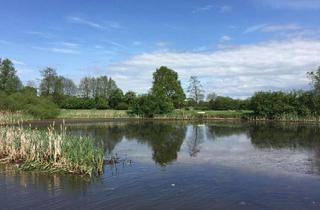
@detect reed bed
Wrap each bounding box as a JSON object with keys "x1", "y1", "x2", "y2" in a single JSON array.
[
  {"x1": 0, "y1": 111, "x2": 34, "y2": 125},
  {"x1": 0, "y1": 124, "x2": 104, "y2": 177}
]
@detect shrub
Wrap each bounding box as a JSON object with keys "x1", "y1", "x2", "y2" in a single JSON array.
[
  {"x1": 116, "y1": 102, "x2": 129, "y2": 110},
  {"x1": 25, "y1": 98, "x2": 60, "y2": 119},
  {"x1": 95, "y1": 98, "x2": 109, "y2": 109},
  {"x1": 0, "y1": 90, "x2": 60, "y2": 119},
  {"x1": 60, "y1": 97, "x2": 96, "y2": 109},
  {"x1": 131, "y1": 94, "x2": 174, "y2": 118}
]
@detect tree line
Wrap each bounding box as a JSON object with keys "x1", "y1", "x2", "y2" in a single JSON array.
[{"x1": 0, "y1": 57, "x2": 319, "y2": 119}]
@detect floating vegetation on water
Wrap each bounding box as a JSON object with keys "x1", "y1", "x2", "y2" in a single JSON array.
[
  {"x1": 104, "y1": 154, "x2": 133, "y2": 165},
  {"x1": 0, "y1": 123, "x2": 104, "y2": 177}
]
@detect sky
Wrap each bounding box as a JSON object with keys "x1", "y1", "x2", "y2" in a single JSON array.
[{"x1": 0, "y1": 0, "x2": 319, "y2": 98}]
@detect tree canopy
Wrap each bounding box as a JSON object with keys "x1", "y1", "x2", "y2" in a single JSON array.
[
  {"x1": 308, "y1": 67, "x2": 320, "y2": 94},
  {"x1": 0, "y1": 59, "x2": 22, "y2": 93},
  {"x1": 187, "y1": 76, "x2": 205, "y2": 103},
  {"x1": 151, "y1": 66, "x2": 185, "y2": 108}
]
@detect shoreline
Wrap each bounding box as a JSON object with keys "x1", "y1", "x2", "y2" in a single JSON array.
[{"x1": 2, "y1": 116, "x2": 320, "y2": 127}]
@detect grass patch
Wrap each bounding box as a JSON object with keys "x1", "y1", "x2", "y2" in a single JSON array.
[
  {"x1": 58, "y1": 109, "x2": 129, "y2": 119},
  {"x1": 58, "y1": 109, "x2": 252, "y2": 120},
  {"x1": 0, "y1": 111, "x2": 34, "y2": 125},
  {"x1": 0, "y1": 124, "x2": 104, "y2": 177}
]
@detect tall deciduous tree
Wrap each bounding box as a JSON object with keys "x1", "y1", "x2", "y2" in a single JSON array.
[
  {"x1": 151, "y1": 66, "x2": 185, "y2": 108},
  {"x1": 206, "y1": 92, "x2": 217, "y2": 102},
  {"x1": 61, "y1": 77, "x2": 77, "y2": 96},
  {"x1": 187, "y1": 76, "x2": 205, "y2": 103},
  {"x1": 0, "y1": 58, "x2": 22, "y2": 93},
  {"x1": 39, "y1": 67, "x2": 58, "y2": 96},
  {"x1": 79, "y1": 76, "x2": 93, "y2": 98},
  {"x1": 308, "y1": 67, "x2": 320, "y2": 94}
]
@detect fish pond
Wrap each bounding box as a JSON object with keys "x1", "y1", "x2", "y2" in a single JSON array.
[{"x1": 1, "y1": 121, "x2": 320, "y2": 209}]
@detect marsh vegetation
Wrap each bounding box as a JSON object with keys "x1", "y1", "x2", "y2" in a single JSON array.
[{"x1": 0, "y1": 124, "x2": 104, "y2": 176}]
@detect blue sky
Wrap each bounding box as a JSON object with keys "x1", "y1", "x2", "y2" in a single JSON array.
[{"x1": 0, "y1": 0, "x2": 320, "y2": 98}]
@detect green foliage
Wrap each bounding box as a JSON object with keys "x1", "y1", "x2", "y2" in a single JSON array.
[
  {"x1": 308, "y1": 66, "x2": 320, "y2": 94},
  {"x1": 39, "y1": 68, "x2": 77, "y2": 105},
  {"x1": 116, "y1": 102, "x2": 129, "y2": 110},
  {"x1": 0, "y1": 59, "x2": 22, "y2": 93},
  {"x1": 131, "y1": 94, "x2": 174, "y2": 117},
  {"x1": 25, "y1": 98, "x2": 60, "y2": 119},
  {"x1": 108, "y1": 88, "x2": 124, "y2": 109},
  {"x1": 124, "y1": 91, "x2": 137, "y2": 106},
  {"x1": 208, "y1": 96, "x2": 249, "y2": 110},
  {"x1": 39, "y1": 67, "x2": 58, "y2": 96},
  {"x1": 95, "y1": 97, "x2": 109, "y2": 109},
  {"x1": 151, "y1": 66, "x2": 185, "y2": 108},
  {"x1": 0, "y1": 90, "x2": 60, "y2": 119},
  {"x1": 250, "y1": 91, "x2": 320, "y2": 119},
  {"x1": 60, "y1": 97, "x2": 96, "y2": 109}
]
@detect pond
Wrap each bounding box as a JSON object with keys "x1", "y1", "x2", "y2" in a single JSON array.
[{"x1": 1, "y1": 121, "x2": 320, "y2": 209}]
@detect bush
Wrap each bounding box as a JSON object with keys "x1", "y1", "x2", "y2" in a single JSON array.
[
  {"x1": 0, "y1": 90, "x2": 60, "y2": 119},
  {"x1": 116, "y1": 102, "x2": 129, "y2": 110},
  {"x1": 25, "y1": 98, "x2": 60, "y2": 119},
  {"x1": 60, "y1": 97, "x2": 96, "y2": 109},
  {"x1": 131, "y1": 94, "x2": 174, "y2": 118},
  {"x1": 248, "y1": 90, "x2": 320, "y2": 119},
  {"x1": 95, "y1": 98, "x2": 109, "y2": 109},
  {"x1": 0, "y1": 91, "x2": 7, "y2": 109}
]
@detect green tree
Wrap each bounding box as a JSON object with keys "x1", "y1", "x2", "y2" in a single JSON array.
[
  {"x1": 151, "y1": 66, "x2": 185, "y2": 108},
  {"x1": 39, "y1": 67, "x2": 58, "y2": 96},
  {"x1": 131, "y1": 94, "x2": 174, "y2": 117},
  {"x1": 61, "y1": 77, "x2": 77, "y2": 96},
  {"x1": 187, "y1": 76, "x2": 205, "y2": 103},
  {"x1": 79, "y1": 76, "x2": 92, "y2": 98},
  {"x1": 0, "y1": 58, "x2": 22, "y2": 93},
  {"x1": 124, "y1": 91, "x2": 137, "y2": 106},
  {"x1": 308, "y1": 67, "x2": 320, "y2": 94},
  {"x1": 109, "y1": 88, "x2": 124, "y2": 109}
]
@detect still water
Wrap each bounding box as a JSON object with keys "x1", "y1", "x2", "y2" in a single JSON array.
[{"x1": 1, "y1": 121, "x2": 320, "y2": 209}]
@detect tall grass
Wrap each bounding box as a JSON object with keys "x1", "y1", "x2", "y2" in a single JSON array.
[
  {"x1": 0, "y1": 123, "x2": 104, "y2": 177},
  {"x1": 0, "y1": 111, "x2": 34, "y2": 125},
  {"x1": 59, "y1": 109, "x2": 129, "y2": 119}
]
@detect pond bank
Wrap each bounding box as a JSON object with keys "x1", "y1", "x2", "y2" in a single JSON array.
[{"x1": 1, "y1": 109, "x2": 320, "y2": 125}]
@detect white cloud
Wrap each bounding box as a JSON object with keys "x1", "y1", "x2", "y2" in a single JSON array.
[
  {"x1": 193, "y1": 4, "x2": 232, "y2": 13},
  {"x1": 103, "y1": 39, "x2": 320, "y2": 98},
  {"x1": 11, "y1": 60, "x2": 26, "y2": 66},
  {"x1": 33, "y1": 46, "x2": 80, "y2": 54},
  {"x1": 25, "y1": 31, "x2": 55, "y2": 39},
  {"x1": 220, "y1": 35, "x2": 232, "y2": 42},
  {"x1": 193, "y1": 5, "x2": 214, "y2": 13},
  {"x1": 244, "y1": 23, "x2": 301, "y2": 33},
  {"x1": 220, "y1": 5, "x2": 232, "y2": 13},
  {"x1": 67, "y1": 16, "x2": 105, "y2": 29},
  {"x1": 259, "y1": 0, "x2": 320, "y2": 10},
  {"x1": 56, "y1": 41, "x2": 79, "y2": 48},
  {"x1": 67, "y1": 16, "x2": 123, "y2": 30},
  {"x1": 104, "y1": 40, "x2": 127, "y2": 50},
  {"x1": 155, "y1": 41, "x2": 170, "y2": 48}
]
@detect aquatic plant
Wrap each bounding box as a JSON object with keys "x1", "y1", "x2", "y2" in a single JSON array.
[{"x1": 0, "y1": 123, "x2": 104, "y2": 177}]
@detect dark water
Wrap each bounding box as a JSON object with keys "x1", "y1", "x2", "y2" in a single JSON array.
[{"x1": 1, "y1": 121, "x2": 320, "y2": 210}]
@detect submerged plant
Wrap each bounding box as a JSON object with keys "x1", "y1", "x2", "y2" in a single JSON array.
[{"x1": 0, "y1": 124, "x2": 104, "y2": 177}]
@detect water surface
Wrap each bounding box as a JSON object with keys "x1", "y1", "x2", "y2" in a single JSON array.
[{"x1": 1, "y1": 121, "x2": 320, "y2": 209}]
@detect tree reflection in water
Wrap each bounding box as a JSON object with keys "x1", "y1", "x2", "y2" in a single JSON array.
[
  {"x1": 68, "y1": 122, "x2": 186, "y2": 166},
  {"x1": 187, "y1": 125, "x2": 205, "y2": 157},
  {"x1": 65, "y1": 121, "x2": 320, "y2": 171},
  {"x1": 124, "y1": 122, "x2": 186, "y2": 166}
]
